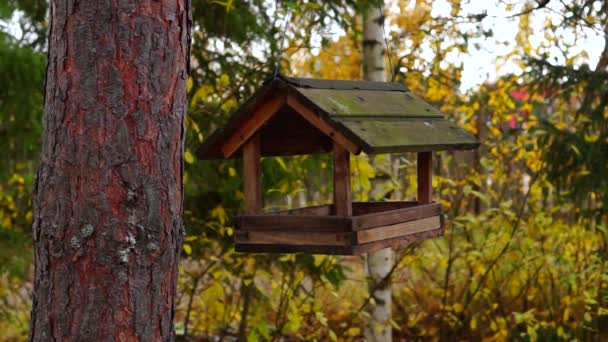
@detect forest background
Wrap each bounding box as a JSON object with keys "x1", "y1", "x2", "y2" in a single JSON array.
[{"x1": 1, "y1": 0, "x2": 607, "y2": 340}]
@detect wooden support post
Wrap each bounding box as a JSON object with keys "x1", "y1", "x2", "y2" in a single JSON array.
[
  {"x1": 243, "y1": 134, "x2": 262, "y2": 214},
  {"x1": 417, "y1": 152, "x2": 432, "y2": 204},
  {"x1": 333, "y1": 141, "x2": 352, "y2": 216}
]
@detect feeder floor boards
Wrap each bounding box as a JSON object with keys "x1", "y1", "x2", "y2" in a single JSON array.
[{"x1": 234, "y1": 201, "x2": 443, "y2": 255}]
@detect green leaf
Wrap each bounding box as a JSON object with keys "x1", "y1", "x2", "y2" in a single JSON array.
[
  {"x1": 258, "y1": 320, "x2": 270, "y2": 340},
  {"x1": 247, "y1": 330, "x2": 259, "y2": 342}
]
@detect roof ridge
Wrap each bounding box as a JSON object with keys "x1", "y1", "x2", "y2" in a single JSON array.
[
  {"x1": 275, "y1": 73, "x2": 408, "y2": 92},
  {"x1": 334, "y1": 115, "x2": 445, "y2": 120}
]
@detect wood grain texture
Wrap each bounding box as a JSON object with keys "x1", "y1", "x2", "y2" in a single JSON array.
[
  {"x1": 273, "y1": 204, "x2": 333, "y2": 216},
  {"x1": 417, "y1": 152, "x2": 433, "y2": 204},
  {"x1": 235, "y1": 225, "x2": 443, "y2": 255},
  {"x1": 30, "y1": 1, "x2": 191, "y2": 340},
  {"x1": 351, "y1": 226, "x2": 443, "y2": 254},
  {"x1": 235, "y1": 214, "x2": 351, "y2": 232},
  {"x1": 235, "y1": 231, "x2": 352, "y2": 246},
  {"x1": 336, "y1": 118, "x2": 480, "y2": 154},
  {"x1": 233, "y1": 202, "x2": 444, "y2": 255},
  {"x1": 353, "y1": 202, "x2": 441, "y2": 230},
  {"x1": 258, "y1": 108, "x2": 333, "y2": 156},
  {"x1": 222, "y1": 95, "x2": 285, "y2": 158},
  {"x1": 352, "y1": 201, "x2": 418, "y2": 215},
  {"x1": 333, "y1": 141, "x2": 352, "y2": 216},
  {"x1": 242, "y1": 134, "x2": 262, "y2": 214},
  {"x1": 286, "y1": 95, "x2": 361, "y2": 155},
  {"x1": 296, "y1": 88, "x2": 442, "y2": 117},
  {"x1": 356, "y1": 216, "x2": 441, "y2": 243},
  {"x1": 235, "y1": 243, "x2": 356, "y2": 255}
]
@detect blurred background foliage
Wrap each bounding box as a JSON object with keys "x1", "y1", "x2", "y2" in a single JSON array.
[{"x1": 1, "y1": 0, "x2": 607, "y2": 340}]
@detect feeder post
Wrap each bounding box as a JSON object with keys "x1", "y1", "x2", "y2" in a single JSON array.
[
  {"x1": 333, "y1": 141, "x2": 352, "y2": 216},
  {"x1": 417, "y1": 151, "x2": 433, "y2": 204},
  {"x1": 243, "y1": 134, "x2": 262, "y2": 214}
]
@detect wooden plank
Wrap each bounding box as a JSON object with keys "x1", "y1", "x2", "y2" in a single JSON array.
[
  {"x1": 352, "y1": 201, "x2": 418, "y2": 215},
  {"x1": 417, "y1": 152, "x2": 432, "y2": 204},
  {"x1": 295, "y1": 88, "x2": 443, "y2": 117},
  {"x1": 235, "y1": 231, "x2": 352, "y2": 246},
  {"x1": 235, "y1": 221, "x2": 443, "y2": 255},
  {"x1": 235, "y1": 243, "x2": 356, "y2": 255},
  {"x1": 286, "y1": 95, "x2": 361, "y2": 155},
  {"x1": 333, "y1": 141, "x2": 352, "y2": 216},
  {"x1": 242, "y1": 134, "x2": 262, "y2": 214},
  {"x1": 273, "y1": 204, "x2": 333, "y2": 216},
  {"x1": 351, "y1": 226, "x2": 443, "y2": 255},
  {"x1": 259, "y1": 108, "x2": 333, "y2": 157},
  {"x1": 235, "y1": 214, "x2": 351, "y2": 232},
  {"x1": 234, "y1": 214, "x2": 444, "y2": 256},
  {"x1": 222, "y1": 96, "x2": 285, "y2": 158},
  {"x1": 353, "y1": 202, "x2": 441, "y2": 230},
  {"x1": 356, "y1": 216, "x2": 441, "y2": 244},
  {"x1": 335, "y1": 118, "x2": 480, "y2": 154}
]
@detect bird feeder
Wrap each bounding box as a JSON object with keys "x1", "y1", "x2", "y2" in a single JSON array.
[{"x1": 197, "y1": 74, "x2": 479, "y2": 255}]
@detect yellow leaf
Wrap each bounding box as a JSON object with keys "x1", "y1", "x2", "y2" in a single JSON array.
[
  {"x1": 186, "y1": 77, "x2": 193, "y2": 92},
  {"x1": 218, "y1": 73, "x2": 230, "y2": 87},
  {"x1": 190, "y1": 84, "x2": 214, "y2": 106},
  {"x1": 183, "y1": 244, "x2": 192, "y2": 255},
  {"x1": 184, "y1": 150, "x2": 195, "y2": 164},
  {"x1": 329, "y1": 330, "x2": 337, "y2": 341},
  {"x1": 220, "y1": 98, "x2": 238, "y2": 111},
  {"x1": 584, "y1": 133, "x2": 599, "y2": 143},
  {"x1": 2, "y1": 216, "x2": 11, "y2": 229},
  {"x1": 211, "y1": 206, "x2": 228, "y2": 225},
  {"x1": 563, "y1": 307, "x2": 570, "y2": 321}
]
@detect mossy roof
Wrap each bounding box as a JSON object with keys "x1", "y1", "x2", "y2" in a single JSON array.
[{"x1": 197, "y1": 74, "x2": 479, "y2": 159}]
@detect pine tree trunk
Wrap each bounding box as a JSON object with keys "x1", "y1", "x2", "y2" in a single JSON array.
[
  {"x1": 29, "y1": 1, "x2": 190, "y2": 341},
  {"x1": 362, "y1": 3, "x2": 393, "y2": 342}
]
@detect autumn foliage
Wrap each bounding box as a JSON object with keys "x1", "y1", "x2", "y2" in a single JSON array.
[{"x1": 1, "y1": 0, "x2": 607, "y2": 341}]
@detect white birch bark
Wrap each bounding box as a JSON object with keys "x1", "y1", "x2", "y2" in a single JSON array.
[{"x1": 362, "y1": 3, "x2": 394, "y2": 342}]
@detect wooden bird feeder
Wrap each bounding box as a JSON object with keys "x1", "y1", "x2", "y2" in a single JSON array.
[{"x1": 197, "y1": 74, "x2": 479, "y2": 255}]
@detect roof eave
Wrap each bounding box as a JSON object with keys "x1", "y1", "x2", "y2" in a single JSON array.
[
  {"x1": 196, "y1": 77, "x2": 289, "y2": 159},
  {"x1": 363, "y1": 141, "x2": 481, "y2": 155}
]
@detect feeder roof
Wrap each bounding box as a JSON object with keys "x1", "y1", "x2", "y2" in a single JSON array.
[{"x1": 197, "y1": 74, "x2": 479, "y2": 159}]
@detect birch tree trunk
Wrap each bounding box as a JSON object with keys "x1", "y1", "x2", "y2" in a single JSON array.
[
  {"x1": 29, "y1": 1, "x2": 190, "y2": 340},
  {"x1": 362, "y1": 3, "x2": 393, "y2": 342}
]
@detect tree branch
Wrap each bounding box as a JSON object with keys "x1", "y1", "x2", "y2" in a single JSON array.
[{"x1": 506, "y1": 0, "x2": 551, "y2": 18}]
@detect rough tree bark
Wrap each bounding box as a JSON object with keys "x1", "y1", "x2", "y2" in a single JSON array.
[
  {"x1": 29, "y1": 1, "x2": 190, "y2": 341},
  {"x1": 362, "y1": 3, "x2": 393, "y2": 342}
]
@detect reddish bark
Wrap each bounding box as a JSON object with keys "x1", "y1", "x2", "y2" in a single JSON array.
[{"x1": 29, "y1": 1, "x2": 190, "y2": 341}]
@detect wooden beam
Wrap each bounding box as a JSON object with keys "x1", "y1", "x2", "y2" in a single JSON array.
[
  {"x1": 286, "y1": 95, "x2": 361, "y2": 155},
  {"x1": 222, "y1": 96, "x2": 285, "y2": 158},
  {"x1": 333, "y1": 141, "x2": 352, "y2": 216},
  {"x1": 235, "y1": 230, "x2": 352, "y2": 246},
  {"x1": 353, "y1": 202, "x2": 441, "y2": 231},
  {"x1": 352, "y1": 201, "x2": 418, "y2": 216},
  {"x1": 235, "y1": 214, "x2": 351, "y2": 232},
  {"x1": 275, "y1": 204, "x2": 333, "y2": 216},
  {"x1": 350, "y1": 227, "x2": 443, "y2": 255},
  {"x1": 243, "y1": 134, "x2": 262, "y2": 214},
  {"x1": 356, "y1": 216, "x2": 441, "y2": 244},
  {"x1": 235, "y1": 243, "x2": 356, "y2": 255},
  {"x1": 417, "y1": 151, "x2": 432, "y2": 204}
]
